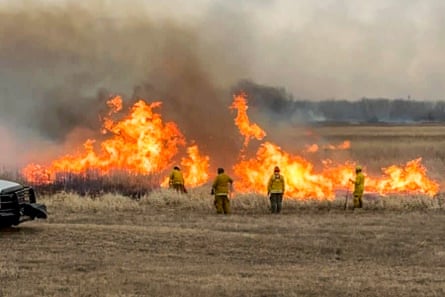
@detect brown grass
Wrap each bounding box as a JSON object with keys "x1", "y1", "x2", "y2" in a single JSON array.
[
  {"x1": 307, "y1": 124, "x2": 445, "y2": 179},
  {"x1": 1, "y1": 191, "x2": 445, "y2": 297},
  {"x1": 1, "y1": 124, "x2": 445, "y2": 296}
]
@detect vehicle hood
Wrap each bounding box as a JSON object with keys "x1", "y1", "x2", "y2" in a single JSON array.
[{"x1": 0, "y1": 179, "x2": 24, "y2": 194}]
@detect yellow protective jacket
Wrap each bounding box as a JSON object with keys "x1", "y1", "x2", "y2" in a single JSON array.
[
  {"x1": 212, "y1": 173, "x2": 233, "y2": 196},
  {"x1": 353, "y1": 172, "x2": 365, "y2": 196},
  {"x1": 169, "y1": 169, "x2": 184, "y2": 186},
  {"x1": 267, "y1": 174, "x2": 285, "y2": 194}
]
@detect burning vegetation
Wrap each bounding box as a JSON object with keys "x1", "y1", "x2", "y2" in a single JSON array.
[{"x1": 22, "y1": 93, "x2": 439, "y2": 199}]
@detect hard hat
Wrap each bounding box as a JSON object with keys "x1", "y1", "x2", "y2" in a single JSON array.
[
  {"x1": 274, "y1": 166, "x2": 280, "y2": 172},
  {"x1": 355, "y1": 165, "x2": 362, "y2": 171}
]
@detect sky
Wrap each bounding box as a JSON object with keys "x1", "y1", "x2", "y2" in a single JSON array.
[
  {"x1": 0, "y1": 0, "x2": 444, "y2": 167},
  {"x1": 2, "y1": 0, "x2": 445, "y2": 100}
]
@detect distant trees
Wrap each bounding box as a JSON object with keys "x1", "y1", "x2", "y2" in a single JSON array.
[{"x1": 234, "y1": 80, "x2": 445, "y2": 123}]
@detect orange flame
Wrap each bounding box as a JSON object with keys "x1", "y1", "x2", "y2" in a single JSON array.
[
  {"x1": 161, "y1": 144, "x2": 210, "y2": 188},
  {"x1": 22, "y1": 93, "x2": 440, "y2": 199},
  {"x1": 305, "y1": 144, "x2": 319, "y2": 153},
  {"x1": 233, "y1": 142, "x2": 337, "y2": 199},
  {"x1": 180, "y1": 144, "x2": 210, "y2": 187},
  {"x1": 23, "y1": 96, "x2": 186, "y2": 182},
  {"x1": 337, "y1": 140, "x2": 351, "y2": 150},
  {"x1": 231, "y1": 96, "x2": 439, "y2": 199},
  {"x1": 305, "y1": 140, "x2": 351, "y2": 153},
  {"x1": 230, "y1": 92, "x2": 266, "y2": 148},
  {"x1": 367, "y1": 158, "x2": 439, "y2": 196},
  {"x1": 233, "y1": 143, "x2": 439, "y2": 199}
]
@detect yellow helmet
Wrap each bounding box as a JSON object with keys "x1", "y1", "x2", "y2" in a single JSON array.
[{"x1": 355, "y1": 165, "x2": 362, "y2": 171}]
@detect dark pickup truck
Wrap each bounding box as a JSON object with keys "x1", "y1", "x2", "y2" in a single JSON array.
[{"x1": 0, "y1": 179, "x2": 47, "y2": 227}]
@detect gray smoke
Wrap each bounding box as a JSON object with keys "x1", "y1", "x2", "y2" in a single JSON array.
[
  {"x1": 0, "y1": 1, "x2": 253, "y2": 168},
  {"x1": 1, "y1": 0, "x2": 445, "y2": 169}
]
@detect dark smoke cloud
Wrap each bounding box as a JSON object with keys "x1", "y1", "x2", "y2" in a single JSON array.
[
  {"x1": 0, "y1": 1, "x2": 252, "y2": 168},
  {"x1": 2, "y1": 0, "x2": 445, "y2": 169}
]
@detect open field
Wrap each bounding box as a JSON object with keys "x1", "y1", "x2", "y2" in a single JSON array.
[
  {"x1": 1, "y1": 191, "x2": 445, "y2": 297},
  {"x1": 306, "y1": 123, "x2": 445, "y2": 180},
  {"x1": 1, "y1": 124, "x2": 445, "y2": 297}
]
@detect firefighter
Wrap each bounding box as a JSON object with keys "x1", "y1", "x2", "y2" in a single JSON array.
[
  {"x1": 211, "y1": 168, "x2": 233, "y2": 214},
  {"x1": 169, "y1": 166, "x2": 187, "y2": 194},
  {"x1": 349, "y1": 165, "x2": 365, "y2": 208},
  {"x1": 267, "y1": 166, "x2": 285, "y2": 214}
]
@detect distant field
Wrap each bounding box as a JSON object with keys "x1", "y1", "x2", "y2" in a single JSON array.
[
  {"x1": 297, "y1": 124, "x2": 445, "y2": 182},
  {"x1": 1, "y1": 124, "x2": 445, "y2": 297}
]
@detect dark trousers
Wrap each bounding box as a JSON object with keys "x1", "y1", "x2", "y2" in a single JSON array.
[{"x1": 270, "y1": 193, "x2": 283, "y2": 213}]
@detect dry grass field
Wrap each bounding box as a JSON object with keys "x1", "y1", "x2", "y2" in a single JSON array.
[
  {"x1": 1, "y1": 124, "x2": 445, "y2": 297},
  {"x1": 308, "y1": 124, "x2": 445, "y2": 180}
]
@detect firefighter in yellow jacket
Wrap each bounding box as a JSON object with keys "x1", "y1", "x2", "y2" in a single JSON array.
[
  {"x1": 267, "y1": 166, "x2": 285, "y2": 214},
  {"x1": 349, "y1": 165, "x2": 365, "y2": 208},
  {"x1": 211, "y1": 168, "x2": 233, "y2": 214},
  {"x1": 169, "y1": 166, "x2": 187, "y2": 193}
]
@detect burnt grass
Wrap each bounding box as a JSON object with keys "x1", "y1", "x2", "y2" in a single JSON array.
[{"x1": 1, "y1": 205, "x2": 444, "y2": 297}]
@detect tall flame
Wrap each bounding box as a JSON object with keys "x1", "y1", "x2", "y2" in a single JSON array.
[
  {"x1": 160, "y1": 144, "x2": 210, "y2": 188},
  {"x1": 23, "y1": 96, "x2": 186, "y2": 182},
  {"x1": 180, "y1": 144, "x2": 210, "y2": 187},
  {"x1": 22, "y1": 93, "x2": 440, "y2": 199},
  {"x1": 230, "y1": 95, "x2": 439, "y2": 199},
  {"x1": 233, "y1": 142, "x2": 337, "y2": 199},
  {"x1": 233, "y1": 143, "x2": 439, "y2": 199},
  {"x1": 230, "y1": 92, "x2": 266, "y2": 148}
]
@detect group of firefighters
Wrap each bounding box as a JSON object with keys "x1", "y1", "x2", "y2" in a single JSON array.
[{"x1": 168, "y1": 165, "x2": 365, "y2": 214}]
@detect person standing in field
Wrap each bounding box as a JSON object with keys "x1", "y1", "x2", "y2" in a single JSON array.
[
  {"x1": 267, "y1": 166, "x2": 285, "y2": 214},
  {"x1": 349, "y1": 165, "x2": 365, "y2": 208},
  {"x1": 169, "y1": 166, "x2": 187, "y2": 193},
  {"x1": 211, "y1": 168, "x2": 233, "y2": 214}
]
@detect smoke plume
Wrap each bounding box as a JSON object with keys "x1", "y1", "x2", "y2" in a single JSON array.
[
  {"x1": 1, "y1": 0, "x2": 445, "y2": 169},
  {"x1": 0, "y1": 1, "x2": 253, "y2": 168}
]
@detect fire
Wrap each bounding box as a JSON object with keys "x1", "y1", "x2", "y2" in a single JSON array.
[
  {"x1": 22, "y1": 164, "x2": 52, "y2": 185},
  {"x1": 180, "y1": 144, "x2": 210, "y2": 187},
  {"x1": 233, "y1": 142, "x2": 337, "y2": 199},
  {"x1": 107, "y1": 95, "x2": 123, "y2": 114},
  {"x1": 22, "y1": 92, "x2": 440, "y2": 199},
  {"x1": 305, "y1": 144, "x2": 319, "y2": 153},
  {"x1": 230, "y1": 92, "x2": 266, "y2": 148},
  {"x1": 305, "y1": 140, "x2": 351, "y2": 153},
  {"x1": 230, "y1": 94, "x2": 438, "y2": 199},
  {"x1": 161, "y1": 144, "x2": 210, "y2": 188},
  {"x1": 233, "y1": 143, "x2": 439, "y2": 199},
  {"x1": 337, "y1": 140, "x2": 351, "y2": 150},
  {"x1": 23, "y1": 96, "x2": 186, "y2": 182},
  {"x1": 367, "y1": 158, "x2": 439, "y2": 196}
]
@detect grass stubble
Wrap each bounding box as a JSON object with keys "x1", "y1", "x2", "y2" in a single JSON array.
[
  {"x1": 1, "y1": 124, "x2": 445, "y2": 297},
  {"x1": 0, "y1": 190, "x2": 444, "y2": 297}
]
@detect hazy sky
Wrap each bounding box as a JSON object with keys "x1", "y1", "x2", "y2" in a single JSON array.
[
  {"x1": 1, "y1": 0, "x2": 445, "y2": 166},
  {"x1": 2, "y1": 0, "x2": 444, "y2": 100}
]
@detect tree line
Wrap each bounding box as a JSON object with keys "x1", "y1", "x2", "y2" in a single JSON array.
[{"x1": 234, "y1": 80, "x2": 445, "y2": 123}]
